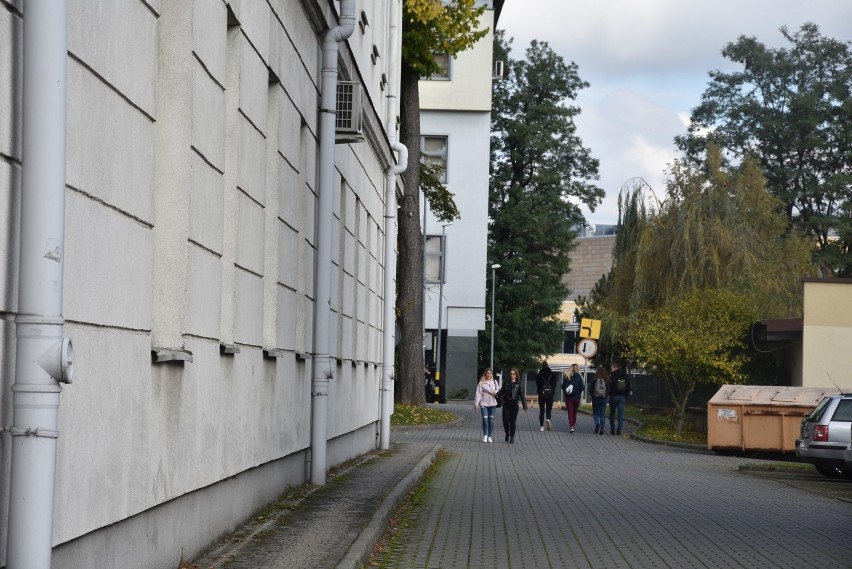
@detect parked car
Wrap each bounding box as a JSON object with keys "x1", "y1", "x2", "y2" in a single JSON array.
[
  {"x1": 845, "y1": 423, "x2": 852, "y2": 473},
  {"x1": 796, "y1": 393, "x2": 852, "y2": 479}
]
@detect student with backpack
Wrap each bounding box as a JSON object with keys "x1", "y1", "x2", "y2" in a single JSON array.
[
  {"x1": 561, "y1": 363, "x2": 585, "y2": 433},
  {"x1": 591, "y1": 366, "x2": 609, "y2": 434},
  {"x1": 535, "y1": 360, "x2": 556, "y2": 432},
  {"x1": 608, "y1": 360, "x2": 631, "y2": 435}
]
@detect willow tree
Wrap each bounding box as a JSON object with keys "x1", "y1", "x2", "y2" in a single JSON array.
[
  {"x1": 396, "y1": 0, "x2": 486, "y2": 405},
  {"x1": 486, "y1": 33, "x2": 603, "y2": 370},
  {"x1": 583, "y1": 148, "x2": 816, "y2": 406}
]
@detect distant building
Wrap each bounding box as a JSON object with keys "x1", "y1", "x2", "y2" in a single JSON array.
[{"x1": 421, "y1": 1, "x2": 501, "y2": 398}]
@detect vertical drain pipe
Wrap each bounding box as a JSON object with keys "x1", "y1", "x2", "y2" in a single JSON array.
[
  {"x1": 311, "y1": 0, "x2": 356, "y2": 485},
  {"x1": 380, "y1": 0, "x2": 407, "y2": 451},
  {"x1": 6, "y1": 2, "x2": 73, "y2": 568}
]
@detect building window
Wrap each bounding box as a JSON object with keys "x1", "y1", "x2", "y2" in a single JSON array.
[
  {"x1": 421, "y1": 135, "x2": 448, "y2": 184},
  {"x1": 429, "y1": 52, "x2": 450, "y2": 80},
  {"x1": 425, "y1": 234, "x2": 446, "y2": 283}
]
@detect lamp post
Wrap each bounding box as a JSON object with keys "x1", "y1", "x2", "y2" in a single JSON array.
[
  {"x1": 490, "y1": 263, "x2": 501, "y2": 373},
  {"x1": 436, "y1": 223, "x2": 451, "y2": 403}
]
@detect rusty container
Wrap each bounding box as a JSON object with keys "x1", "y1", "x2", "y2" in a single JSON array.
[{"x1": 707, "y1": 385, "x2": 838, "y2": 453}]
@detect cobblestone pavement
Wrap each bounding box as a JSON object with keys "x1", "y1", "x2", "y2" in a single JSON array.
[{"x1": 383, "y1": 402, "x2": 852, "y2": 569}]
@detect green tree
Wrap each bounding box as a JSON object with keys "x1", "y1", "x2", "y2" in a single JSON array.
[
  {"x1": 396, "y1": 0, "x2": 487, "y2": 405},
  {"x1": 486, "y1": 33, "x2": 604, "y2": 371},
  {"x1": 582, "y1": 149, "x2": 816, "y2": 418},
  {"x1": 675, "y1": 23, "x2": 852, "y2": 276},
  {"x1": 627, "y1": 288, "x2": 758, "y2": 434}
]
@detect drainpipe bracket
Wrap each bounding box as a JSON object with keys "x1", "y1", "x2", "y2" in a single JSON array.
[{"x1": 8, "y1": 426, "x2": 60, "y2": 438}]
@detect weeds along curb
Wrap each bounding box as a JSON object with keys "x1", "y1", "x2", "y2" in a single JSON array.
[{"x1": 335, "y1": 444, "x2": 443, "y2": 569}]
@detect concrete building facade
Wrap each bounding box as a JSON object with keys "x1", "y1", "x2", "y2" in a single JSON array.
[{"x1": 0, "y1": 1, "x2": 405, "y2": 566}]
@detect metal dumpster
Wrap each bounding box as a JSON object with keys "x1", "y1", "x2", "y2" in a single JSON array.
[{"x1": 707, "y1": 385, "x2": 840, "y2": 453}]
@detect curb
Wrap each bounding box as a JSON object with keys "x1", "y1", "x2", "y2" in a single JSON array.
[
  {"x1": 392, "y1": 416, "x2": 464, "y2": 431},
  {"x1": 335, "y1": 444, "x2": 443, "y2": 569}
]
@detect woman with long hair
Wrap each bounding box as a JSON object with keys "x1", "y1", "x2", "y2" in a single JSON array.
[
  {"x1": 562, "y1": 363, "x2": 585, "y2": 433},
  {"x1": 499, "y1": 367, "x2": 527, "y2": 443},
  {"x1": 473, "y1": 368, "x2": 499, "y2": 443}
]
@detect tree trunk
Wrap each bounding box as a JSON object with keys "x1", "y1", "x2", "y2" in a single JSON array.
[
  {"x1": 395, "y1": 67, "x2": 426, "y2": 406},
  {"x1": 665, "y1": 378, "x2": 695, "y2": 435}
]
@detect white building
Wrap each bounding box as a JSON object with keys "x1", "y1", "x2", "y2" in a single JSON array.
[
  {"x1": 421, "y1": 0, "x2": 503, "y2": 398},
  {"x1": 0, "y1": 1, "x2": 405, "y2": 567}
]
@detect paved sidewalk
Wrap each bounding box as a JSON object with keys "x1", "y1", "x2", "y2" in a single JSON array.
[
  {"x1": 187, "y1": 401, "x2": 852, "y2": 569},
  {"x1": 187, "y1": 441, "x2": 440, "y2": 569}
]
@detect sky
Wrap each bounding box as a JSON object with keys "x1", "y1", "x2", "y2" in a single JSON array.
[{"x1": 497, "y1": 0, "x2": 852, "y2": 227}]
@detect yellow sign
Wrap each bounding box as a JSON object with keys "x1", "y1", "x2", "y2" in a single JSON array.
[{"x1": 579, "y1": 318, "x2": 601, "y2": 339}]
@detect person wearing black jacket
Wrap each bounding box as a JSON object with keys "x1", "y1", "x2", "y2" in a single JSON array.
[
  {"x1": 608, "y1": 360, "x2": 631, "y2": 435},
  {"x1": 500, "y1": 367, "x2": 528, "y2": 443},
  {"x1": 535, "y1": 360, "x2": 556, "y2": 432},
  {"x1": 561, "y1": 363, "x2": 585, "y2": 433}
]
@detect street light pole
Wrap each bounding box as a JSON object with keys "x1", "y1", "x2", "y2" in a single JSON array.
[
  {"x1": 436, "y1": 223, "x2": 450, "y2": 403},
  {"x1": 490, "y1": 263, "x2": 501, "y2": 372}
]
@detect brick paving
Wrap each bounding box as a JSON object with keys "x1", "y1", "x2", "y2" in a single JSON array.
[
  {"x1": 189, "y1": 401, "x2": 852, "y2": 568},
  {"x1": 386, "y1": 402, "x2": 852, "y2": 568}
]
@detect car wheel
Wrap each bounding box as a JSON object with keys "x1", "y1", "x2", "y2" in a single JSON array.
[{"x1": 815, "y1": 463, "x2": 845, "y2": 478}]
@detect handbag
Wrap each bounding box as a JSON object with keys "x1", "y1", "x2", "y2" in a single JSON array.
[{"x1": 495, "y1": 388, "x2": 504, "y2": 408}]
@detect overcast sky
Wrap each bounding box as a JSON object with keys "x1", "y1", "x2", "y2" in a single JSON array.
[{"x1": 498, "y1": 0, "x2": 852, "y2": 226}]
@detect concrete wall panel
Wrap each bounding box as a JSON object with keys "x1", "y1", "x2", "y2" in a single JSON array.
[
  {"x1": 67, "y1": 59, "x2": 156, "y2": 223},
  {"x1": 185, "y1": 244, "x2": 223, "y2": 338},
  {"x1": 236, "y1": 191, "x2": 265, "y2": 274},
  {"x1": 190, "y1": 151, "x2": 224, "y2": 253},
  {"x1": 63, "y1": 191, "x2": 153, "y2": 329},
  {"x1": 193, "y1": 0, "x2": 227, "y2": 85},
  {"x1": 68, "y1": 0, "x2": 158, "y2": 116},
  {"x1": 192, "y1": 61, "x2": 226, "y2": 170}
]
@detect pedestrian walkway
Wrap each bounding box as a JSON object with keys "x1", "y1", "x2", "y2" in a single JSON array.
[
  {"x1": 187, "y1": 441, "x2": 440, "y2": 569},
  {"x1": 187, "y1": 402, "x2": 852, "y2": 568}
]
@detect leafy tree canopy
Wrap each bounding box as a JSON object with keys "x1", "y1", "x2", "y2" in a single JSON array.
[
  {"x1": 627, "y1": 288, "x2": 758, "y2": 433},
  {"x1": 581, "y1": 146, "x2": 816, "y2": 370},
  {"x1": 402, "y1": 0, "x2": 488, "y2": 78},
  {"x1": 675, "y1": 23, "x2": 852, "y2": 275},
  {"x1": 486, "y1": 32, "x2": 603, "y2": 371}
]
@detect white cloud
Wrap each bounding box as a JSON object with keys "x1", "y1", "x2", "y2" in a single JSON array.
[{"x1": 499, "y1": 0, "x2": 852, "y2": 224}]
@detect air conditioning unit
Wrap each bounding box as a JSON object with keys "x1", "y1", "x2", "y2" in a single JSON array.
[
  {"x1": 335, "y1": 81, "x2": 364, "y2": 144},
  {"x1": 492, "y1": 60, "x2": 504, "y2": 80}
]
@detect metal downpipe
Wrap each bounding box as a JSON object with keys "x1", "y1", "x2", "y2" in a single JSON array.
[
  {"x1": 311, "y1": 0, "x2": 356, "y2": 485},
  {"x1": 6, "y1": 2, "x2": 72, "y2": 568},
  {"x1": 379, "y1": 0, "x2": 407, "y2": 451}
]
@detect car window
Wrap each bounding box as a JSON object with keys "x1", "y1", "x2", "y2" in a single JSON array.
[
  {"x1": 806, "y1": 397, "x2": 832, "y2": 422},
  {"x1": 830, "y1": 399, "x2": 852, "y2": 421}
]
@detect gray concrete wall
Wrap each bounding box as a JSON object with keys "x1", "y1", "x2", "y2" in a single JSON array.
[{"x1": 0, "y1": 0, "x2": 398, "y2": 566}]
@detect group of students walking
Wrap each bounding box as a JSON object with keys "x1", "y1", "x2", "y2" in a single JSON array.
[{"x1": 474, "y1": 360, "x2": 632, "y2": 443}]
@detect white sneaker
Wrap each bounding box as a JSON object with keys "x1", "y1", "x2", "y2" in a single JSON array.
[
  {"x1": 540, "y1": 426, "x2": 544, "y2": 432},
  {"x1": 487, "y1": 436, "x2": 493, "y2": 443},
  {"x1": 483, "y1": 435, "x2": 488, "y2": 443}
]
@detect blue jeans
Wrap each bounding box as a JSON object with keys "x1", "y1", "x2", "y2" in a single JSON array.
[
  {"x1": 592, "y1": 397, "x2": 607, "y2": 428},
  {"x1": 609, "y1": 395, "x2": 626, "y2": 433},
  {"x1": 480, "y1": 405, "x2": 496, "y2": 437}
]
